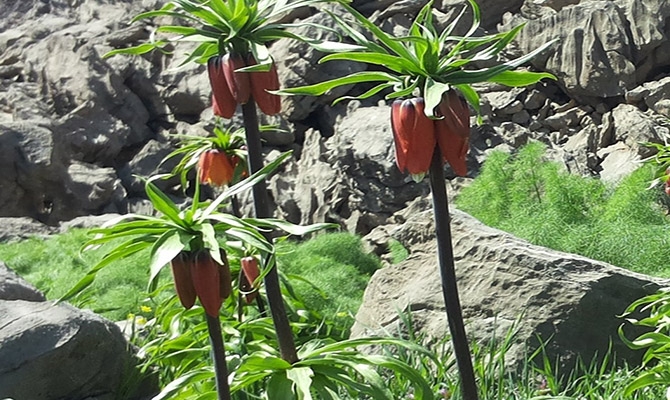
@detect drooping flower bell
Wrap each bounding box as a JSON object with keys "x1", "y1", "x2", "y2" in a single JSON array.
[
  {"x1": 435, "y1": 90, "x2": 470, "y2": 177},
  {"x1": 247, "y1": 55, "x2": 281, "y2": 116},
  {"x1": 191, "y1": 251, "x2": 225, "y2": 318},
  {"x1": 221, "y1": 53, "x2": 250, "y2": 104},
  {"x1": 198, "y1": 149, "x2": 235, "y2": 187},
  {"x1": 170, "y1": 252, "x2": 197, "y2": 309},
  {"x1": 240, "y1": 256, "x2": 260, "y2": 304},
  {"x1": 170, "y1": 250, "x2": 231, "y2": 317},
  {"x1": 207, "y1": 56, "x2": 236, "y2": 119},
  {"x1": 391, "y1": 97, "x2": 436, "y2": 182}
]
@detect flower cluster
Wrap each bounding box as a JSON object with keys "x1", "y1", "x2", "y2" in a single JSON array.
[
  {"x1": 207, "y1": 54, "x2": 281, "y2": 118},
  {"x1": 171, "y1": 250, "x2": 232, "y2": 317},
  {"x1": 392, "y1": 90, "x2": 470, "y2": 180}
]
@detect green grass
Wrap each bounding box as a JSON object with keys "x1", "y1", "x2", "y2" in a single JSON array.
[
  {"x1": 0, "y1": 230, "x2": 378, "y2": 322},
  {"x1": 0, "y1": 229, "x2": 153, "y2": 320},
  {"x1": 277, "y1": 232, "x2": 381, "y2": 317},
  {"x1": 456, "y1": 141, "x2": 670, "y2": 277}
]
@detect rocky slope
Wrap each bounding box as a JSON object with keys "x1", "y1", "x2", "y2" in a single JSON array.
[{"x1": 1, "y1": 0, "x2": 669, "y2": 229}]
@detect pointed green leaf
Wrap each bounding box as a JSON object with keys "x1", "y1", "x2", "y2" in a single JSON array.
[
  {"x1": 488, "y1": 70, "x2": 556, "y2": 87},
  {"x1": 286, "y1": 367, "x2": 314, "y2": 400},
  {"x1": 277, "y1": 71, "x2": 400, "y2": 97},
  {"x1": 423, "y1": 78, "x2": 450, "y2": 119},
  {"x1": 148, "y1": 230, "x2": 186, "y2": 289}
]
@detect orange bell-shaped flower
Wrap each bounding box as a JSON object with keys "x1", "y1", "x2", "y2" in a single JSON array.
[
  {"x1": 435, "y1": 90, "x2": 470, "y2": 176},
  {"x1": 391, "y1": 97, "x2": 437, "y2": 181},
  {"x1": 198, "y1": 149, "x2": 234, "y2": 187}
]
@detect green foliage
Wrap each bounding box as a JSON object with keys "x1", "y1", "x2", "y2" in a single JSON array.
[
  {"x1": 0, "y1": 229, "x2": 153, "y2": 321},
  {"x1": 388, "y1": 239, "x2": 410, "y2": 264},
  {"x1": 104, "y1": 0, "x2": 346, "y2": 68},
  {"x1": 456, "y1": 142, "x2": 670, "y2": 277},
  {"x1": 620, "y1": 290, "x2": 670, "y2": 397},
  {"x1": 277, "y1": 232, "x2": 380, "y2": 319},
  {"x1": 280, "y1": 0, "x2": 555, "y2": 118}
]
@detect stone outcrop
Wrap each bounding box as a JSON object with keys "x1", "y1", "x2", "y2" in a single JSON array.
[
  {"x1": 1, "y1": 0, "x2": 670, "y2": 229},
  {"x1": 352, "y1": 205, "x2": 670, "y2": 370},
  {"x1": 0, "y1": 262, "x2": 152, "y2": 400},
  {"x1": 0, "y1": 262, "x2": 46, "y2": 301},
  {"x1": 0, "y1": 300, "x2": 140, "y2": 400},
  {"x1": 503, "y1": 0, "x2": 670, "y2": 98}
]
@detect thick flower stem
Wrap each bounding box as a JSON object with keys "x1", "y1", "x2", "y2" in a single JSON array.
[
  {"x1": 206, "y1": 314, "x2": 231, "y2": 400},
  {"x1": 428, "y1": 147, "x2": 479, "y2": 400},
  {"x1": 241, "y1": 99, "x2": 299, "y2": 364}
]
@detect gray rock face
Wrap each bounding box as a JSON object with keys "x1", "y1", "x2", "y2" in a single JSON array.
[
  {"x1": 353, "y1": 207, "x2": 670, "y2": 370},
  {"x1": 268, "y1": 103, "x2": 431, "y2": 233},
  {"x1": 0, "y1": 262, "x2": 45, "y2": 301},
  {"x1": 0, "y1": 300, "x2": 140, "y2": 400},
  {"x1": 272, "y1": 10, "x2": 368, "y2": 122},
  {"x1": 505, "y1": 0, "x2": 670, "y2": 98}
]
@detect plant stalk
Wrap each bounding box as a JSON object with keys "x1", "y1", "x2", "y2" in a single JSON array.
[
  {"x1": 206, "y1": 314, "x2": 231, "y2": 400},
  {"x1": 241, "y1": 99, "x2": 299, "y2": 364},
  {"x1": 428, "y1": 148, "x2": 479, "y2": 400}
]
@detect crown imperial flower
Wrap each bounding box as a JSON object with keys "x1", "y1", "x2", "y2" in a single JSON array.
[
  {"x1": 198, "y1": 149, "x2": 235, "y2": 187},
  {"x1": 391, "y1": 97, "x2": 437, "y2": 181}
]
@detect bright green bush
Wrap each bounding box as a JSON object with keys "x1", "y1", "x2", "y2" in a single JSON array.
[{"x1": 456, "y1": 142, "x2": 670, "y2": 277}]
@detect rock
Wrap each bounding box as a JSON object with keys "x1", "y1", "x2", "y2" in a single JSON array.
[
  {"x1": 271, "y1": 9, "x2": 368, "y2": 121},
  {"x1": 0, "y1": 121, "x2": 68, "y2": 224},
  {"x1": 503, "y1": 2, "x2": 636, "y2": 97},
  {"x1": 352, "y1": 207, "x2": 670, "y2": 371},
  {"x1": 495, "y1": 122, "x2": 530, "y2": 147},
  {"x1": 119, "y1": 139, "x2": 177, "y2": 196},
  {"x1": 542, "y1": 106, "x2": 587, "y2": 131},
  {"x1": 59, "y1": 214, "x2": 122, "y2": 233},
  {"x1": 0, "y1": 262, "x2": 46, "y2": 301},
  {"x1": 523, "y1": 89, "x2": 547, "y2": 110},
  {"x1": 597, "y1": 142, "x2": 642, "y2": 184},
  {"x1": 439, "y1": 0, "x2": 524, "y2": 30},
  {"x1": 610, "y1": 103, "x2": 670, "y2": 158},
  {"x1": 0, "y1": 300, "x2": 144, "y2": 400},
  {"x1": 482, "y1": 88, "x2": 525, "y2": 114},
  {"x1": 0, "y1": 217, "x2": 56, "y2": 243},
  {"x1": 627, "y1": 76, "x2": 670, "y2": 118},
  {"x1": 66, "y1": 161, "x2": 128, "y2": 216}
]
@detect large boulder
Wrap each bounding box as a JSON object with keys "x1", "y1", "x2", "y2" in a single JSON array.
[
  {"x1": 0, "y1": 300, "x2": 144, "y2": 400},
  {"x1": 353, "y1": 204, "x2": 670, "y2": 370}
]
